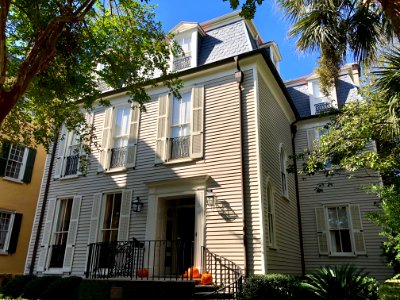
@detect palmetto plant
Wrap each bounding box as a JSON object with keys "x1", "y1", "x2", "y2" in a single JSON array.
[{"x1": 303, "y1": 265, "x2": 379, "y2": 300}]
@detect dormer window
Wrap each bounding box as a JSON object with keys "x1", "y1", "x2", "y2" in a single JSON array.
[
  {"x1": 173, "y1": 33, "x2": 192, "y2": 71},
  {"x1": 308, "y1": 80, "x2": 338, "y2": 115}
]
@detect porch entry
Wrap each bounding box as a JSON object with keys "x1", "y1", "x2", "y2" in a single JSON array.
[{"x1": 159, "y1": 197, "x2": 195, "y2": 275}]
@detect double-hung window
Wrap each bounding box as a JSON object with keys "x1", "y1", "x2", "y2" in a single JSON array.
[
  {"x1": 279, "y1": 146, "x2": 289, "y2": 199},
  {"x1": 173, "y1": 34, "x2": 192, "y2": 71},
  {"x1": 37, "y1": 196, "x2": 81, "y2": 273},
  {"x1": 0, "y1": 142, "x2": 36, "y2": 183},
  {"x1": 155, "y1": 86, "x2": 204, "y2": 163},
  {"x1": 0, "y1": 210, "x2": 22, "y2": 254},
  {"x1": 99, "y1": 104, "x2": 140, "y2": 172},
  {"x1": 315, "y1": 204, "x2": 366, "y2": 256},
  {"x1": 266, "y1": 182, "x2": 276, "y2": 247},
  {"x1": 307, "y1": 126, "x2": 332, "y2": 169}
]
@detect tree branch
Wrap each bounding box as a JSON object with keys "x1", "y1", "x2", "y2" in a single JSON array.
[{"x1": 0, "y1": 0, "x2": 11, "y2": 87}]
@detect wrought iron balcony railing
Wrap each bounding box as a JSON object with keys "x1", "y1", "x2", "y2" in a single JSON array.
[
  {"x1": 110, "y1": 146, "x2": 128, "y2": 169},
  {"x1": 170, "y1": 136, "x2": 190, "y2": 160},
  {"x1": 314, "y1": 102, "x2": 332, "y2": 114},
  {"x1": 173, "y1": 56, "x2": 191, "y2": 71},
  {"x1": 49, "y1": 244, "x2": 67, "y2": 268},
  {"x1": 64, "y1": 155, "x2": 79, "y2": 176}
]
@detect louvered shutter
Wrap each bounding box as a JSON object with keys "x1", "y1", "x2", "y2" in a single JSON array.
[
  {"x1": 307, "y1": 128, "x2": 317, "y2": 151},
  {"x1": 315, "y1": 207, "x2": 329, "y2": 255},
  {"x1": 54, "y1": 126, "x2": 68, "y2": 179},
  {"x1": 37, "y1": 199, "x2": 57, "y2": 272},
  {"x1": 118, "y1": 190, "x2": 132, "y2": 241},
  {"x1": 350, "y1": 204, "x2": 366, "y2": 254},
  {"x1": 0, "y1": 141, "x2": 11, "y2": 177},
  {"x1": 63, "y1": 195, "x2": 82, "y2": 272},
  {"x1": 8, "y1": 213, "x2": 22, "y2": 254},
  {"x1": 126, "y1": 106, "x2": 140, "y2": 168},
  {"x1": 22, "y1": 148, "x2": 36, "y2": 183},
  {"x1": 190, "y1": 86, "x2": 204, "y2": 158},
  {"x1": 98, "y1": 108, "x2": 113, "y2": 172},
  {"x1": 155, "y1": 94, "x2": 170, "y2": 164},
  {"x1": 88, "y1": 193, "x2": 102, "y2": 244}
]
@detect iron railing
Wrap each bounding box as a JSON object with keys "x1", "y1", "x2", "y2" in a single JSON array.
[
  {"x1": 86, "y1": 239, "x2": 195, "y2": 280},
  {"x1": 110, "y1": 146, "x2": 127, "y2": 169},
  {"x1": 201, "y1": 247, "x2": 243, "y2": 299},
  {"x1": 64, "y1": 155, "x2": 79, "y2": 176},
  {"x1": 170, "y1": 136, "x2": 190, "y2": 160},
  {"x1": 315, "y1": 102, "x2": 332, "y2": 114},
  {"x1": 49, "y1": 244, "x2": 67, "y2": 268},
  {"x1": 173, "y1": 56, "x2": 191, "y2": 71}
]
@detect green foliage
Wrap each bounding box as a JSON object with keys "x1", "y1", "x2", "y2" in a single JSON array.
[
  {"x1": 303, "y1": 265, "x2": 379, "y2": 300},
  {"x1": 0, "y1": 1, "x2": 180, "y2": 151},
  {"x1": 2, "y1": 274, "x2": 36, "y2": 299},
  {"x1": 240, "y1": 273, "x2": 308, "y2": 300},
  {"x1": 379, "y1": 283, "x2": 400, "y2": 300},
  {"x1": 42, "y1": 276, "x2": 82, "y2": 300},
  {"x1": 22, "y1": 275, "x2": 61, "y2": 300},
  {"x1": 78, "y1": 280, "x2": 108, "y2": 300}
]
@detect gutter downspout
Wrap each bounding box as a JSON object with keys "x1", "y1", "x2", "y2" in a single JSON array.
[
  {"x1": 290, "y1": 123, "x2": 305, "y2": 276},
  {"x1": 234, "y1": 56, "x2": 249, "y2": 277},
  {"x1": 29, "y1": 129, "x2": 59, "y2": 275}
]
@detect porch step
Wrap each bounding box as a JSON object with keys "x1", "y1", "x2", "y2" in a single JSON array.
[{"x1": 192, "y1": 285, "x2": 234, "y2": 300}]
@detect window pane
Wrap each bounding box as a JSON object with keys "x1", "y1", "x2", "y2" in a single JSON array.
[
  {"x1": 5, "y1": 145, "x2": 25, "y2": 179},
  {"x1": 340, "y1": 230, "x2": 352, "y2": 252},
  {"x1": 182, "y1": 92, "x2": 191, "y2": 123},
  {"x1": 102, "y1": 193, "x2": 122, "y2": 242},
  {"x1": 0, "y1": 212, "x2": 11, "y2": 250},
  {"x1": 327, "y1": 208, "x2": 339, "y2": 229},
  {"x1": 337, "y1": 206, "x2": 349, "y2": 228},
  {"x1": 172, "y1": 97, "x2": 181, "y2": 125},
  {"x1": 115, "y1": 107, "x2": 130, "y2": 137}
]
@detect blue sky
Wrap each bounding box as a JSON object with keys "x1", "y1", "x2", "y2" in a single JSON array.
[{"x1": 153, "y1": 0, "x2": 320, "y2": 81}]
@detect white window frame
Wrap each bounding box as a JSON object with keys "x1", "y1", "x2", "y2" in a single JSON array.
[
  {"x1": 99, "y1": 103, "x2": 140, "y2": 173},
  {"x1": 4, "y1": 145, "x2": 28, "y2": 182},
  {"x1": 307, "y1": 126, "x2": 332, "y2": 169},
  {"x1": 308, "y1": 79, "x2": 338, "y2": 115},
  {"x1": 279, "y1": 144, "x2": 289, "y2": 199},
  {"x1": 315, "y1": 203, "x2": 366, "y2": 257},
  {"x1": 266, "y1": 180, "x2": 276, "y2": 248},
  {"x1": 0, "y1": 210, "x2": 15, "y2": 254},
  {"x1": 99, "y1": 192, "x2": 123, "y2": 243}
]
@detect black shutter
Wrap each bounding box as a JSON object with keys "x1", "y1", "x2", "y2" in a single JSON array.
[
  {"x1": 8, "y1": 213, "x2": 22, "y2": 254},
  {"x1": 0, "y1": 142, "x2": 11, "y2": 177},
  {"x1": 22, "y1": 148, "x2": 36, "y2": 183}
]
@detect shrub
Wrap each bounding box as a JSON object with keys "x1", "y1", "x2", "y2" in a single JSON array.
[
  {"x1": 303, "y1": 265, "x2": 379, "y2": 300},
  {"x1": 78, "y1": 280, "x2": 108, "y2": 300},
  {"x1": 2, "y1": 274, "x2": 36, "y2": 299},
  {"x1": 22, "y1": 276, "x2": 61, "y2": 300},
  {"x1": 240, "y1": 273, "x2": 308, "y2": 300},
  {"x1": 42, "y1": 276, "x2": 82, "y2": 300}
]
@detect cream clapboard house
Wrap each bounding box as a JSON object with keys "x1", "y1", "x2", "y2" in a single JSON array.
[{"x1": 25, "y1": 11, "x2": 391, "y2": 293}]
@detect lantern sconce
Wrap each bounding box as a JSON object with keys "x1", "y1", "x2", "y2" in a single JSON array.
[
  {"x1": 206, "y1": 189, "x2": 217, "y2": 207},
  {"x1": 132, "y1": 197, "x2": 144, "y2": 213}
]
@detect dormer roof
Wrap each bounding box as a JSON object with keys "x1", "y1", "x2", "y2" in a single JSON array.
[{"x1": 169, "y1": 22, "x2": 206, "y2": 36}]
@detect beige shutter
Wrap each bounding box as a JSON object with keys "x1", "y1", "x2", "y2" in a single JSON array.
[
  {"x1": 98, "y1": 107, "x2": 113, "y2": 172},
  {"x1": 63, "y1": 195, "x2": 82, "y2": 271},
  {"x1": 155, "y1": 94, "x2": 170, "y2": 164},
  {"x1": 37, "y1": 198, "x2": 57, "y2": 272},
  {"x1": 126, "y1": 106, "x2": 140, "y2": 168},
  {"x1": 315, "y1": 207, "x2": 329, "y2": 255},
  {"x1": 88, "y1": 193, "x2": 102, "y2": 244},
  {"x1": 307, "y1": 128, "x2": 317, "y2": 151},
  {"x1": 350, "y1": 204, "x2": 366, "y2": 254},
  {"x1": 54, "y1": 125, "x2": 68, "y2": 179},
  {"x1": 118, "y1": 190, "x2": 132, "y2": 241},
  {"x1": 190, "y1": 86, "x2": 204, "y2": 158}
]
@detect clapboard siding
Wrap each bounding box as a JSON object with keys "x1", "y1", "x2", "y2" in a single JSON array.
[
  {"x1": 257, "y1": 72, "x2": 302, "y2": 275},
  {"x1": 295, "y1": 122, "x2": 393, "y2": 281},
  {"x1": 26, "y1": 69, "x2": 253, "y2": 275}
]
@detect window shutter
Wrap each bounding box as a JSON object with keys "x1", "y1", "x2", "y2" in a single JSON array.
[
  {"x1": 0, "y1": 141, "x2": 10, "y2": 177},
  {"x1": 37, "y1": 199, "x2": 57, "y2": 272},
  {"x1": 307, "y1": 128, "x2": 317, "y2": 151},
  {"x1": 22, "y1": 148, "x2": 36, "y2": 183},
  {"x1": 118, "y1": 190, "x2": 132, "y2": 241},
  {"x1": 126, "y1": 106, "x2": 140, "y2": 168},
  {"x1": 88, "y1": 193, "x2": 102, "y2": 244},
  {"x1": 98, "y1": 108, "x2": 113, "y2": 172},
  {"x1": 190, "y1": 86, "x2": 204, "y2": 158},
  {"x1": 54, "y1": 126, "x2": 68, "y2": 179},
  {"x1": 8, "y1": 213, "x2": 22, "y2": 254},
  {"x1": 315, "y1": 207, "x2": 329, "y2": 255},
  {"x1": 155, "y1": 94, "x2": 170, "y2": 164},
  {"x1": 350, "y1": 204, "x2": 366, "y2": 254},
  {"x1": 63, "y1": 195, "x2": 82, "y2": 272}
]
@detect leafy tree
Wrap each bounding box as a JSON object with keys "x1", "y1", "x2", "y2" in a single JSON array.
[{"x1": 0, "y1": 0, "x2": 180, "y2": 150}]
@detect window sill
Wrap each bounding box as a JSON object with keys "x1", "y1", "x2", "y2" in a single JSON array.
[
  {"x1": 44, "y1": 268, "x2": 65, "y2": 275},
  {"x1": 2, "y1": 177, "x2": 24, "y2": 184},
  {"x1": 0, "y1": 251, "x2": 9, "y2": 256},
  {"x1": 59, "y1": 174, "x2": 80, "y2": 181},
  {"x1": 164, "y1": 157, "x2": 194, "y2": 165},
  {"x1": 104, "y1": 167, "x2": 128, "y2": 174},
  {"x1": 281, "y1": 194, "x2": 289, "y2": 201},
  {"x1": 328, "y1": 252, "x2": 357, "y2": 257},
  {"x1": 268, "y1": 245, "x2": 278, "y2": 251}
]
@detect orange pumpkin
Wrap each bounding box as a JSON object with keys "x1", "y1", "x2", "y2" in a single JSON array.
[
  {"x1": 187, "y1": 266, "x2": 200, "y2": 278},
  {"x1": 136, "y1": 268, "x2": 149, "y2": 278},
  {"x1": 200, "y1": 271, "x2": 213, "y2": 285}
]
